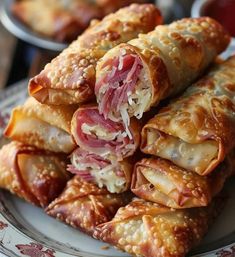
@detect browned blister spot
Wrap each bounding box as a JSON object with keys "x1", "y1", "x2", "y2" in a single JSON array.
[
  {"x1": 94, "y1": 198, "x2": 221, "y2": 257},
  {"x1": 46, "y1": 176, "x2": 128, "y2": 236}
]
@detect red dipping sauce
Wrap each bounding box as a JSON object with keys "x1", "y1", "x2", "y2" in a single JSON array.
[{"x1": 202, "y1": 0, "x2": 235, "y2": 37}]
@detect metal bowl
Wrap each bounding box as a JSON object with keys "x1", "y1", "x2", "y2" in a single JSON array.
[
  {"x1": 191, "y1": 0, "x2": 235, "y2": 58},
  {"x1": 0, "y1": 0, "x2": 68, "y2": 52}
]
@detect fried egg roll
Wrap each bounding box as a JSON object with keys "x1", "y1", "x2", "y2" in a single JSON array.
[
  {"x1": 131, "y1": 156, "x2": 234, "y2": 208},
  {"x1": 4, "y1": 97, "x2": 77, "y2": 153},
  {"x1": 0, "y1": 142, "x2": 70, "y2": 207},
  {"x1": 29, "y1": 4, "x2": 162, "y2": 105},
  {"x1": 141, "y1": 56, "x2": 235, "y2": 175},
  {"x1": 95, "y1": 17, "x2": 230, "y2": 126},
  {"x1": 68, "y1": 148, "x2": 133, "y2": 193},
  {"x1": 71, "y1": 105, "x2": 140, "y2": 160},
  {"x1": 46, "y1": 176, "x2": 129, "y2": 236},
  {"x1": 96, "y1": 0, "x2": 147, "y2": 15},
  {"x1": 12, "y1": 0, "x2": 103, "y2": 42},
  {"x1": 94, "y1": 197, "x2": 223, "y2": 257}
]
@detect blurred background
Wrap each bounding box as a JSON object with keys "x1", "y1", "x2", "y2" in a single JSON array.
[{"x1": 0, "y1": 0, "x2": 233, "y2": 90}]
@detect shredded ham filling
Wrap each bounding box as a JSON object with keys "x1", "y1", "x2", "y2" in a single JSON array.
[
  {"x1": 67, "y1": 148, "x2": 126, "y2": 193},
  {"x1": 67, "y1": 149, "x2": 108, "y2": 181},
  {"x1": 74, "y1": 108, "x2": 135, "y2": 158},
  {"x1": 96, "y1": 54, "x2": 143, "y2": 119},
  {"x1": 68, "y1": 148, "x2": 124, "y2": 175}
]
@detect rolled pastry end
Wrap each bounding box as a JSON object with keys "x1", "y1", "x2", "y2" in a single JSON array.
[
  {"x1": 29, "y1": 73, "x2": 94, "y2": 105},
  {"x1": 0, "y1": 141, "x2": 69, "y2": 207},
  {"x1": 28, "y1": 75, "x2": 50, "y2": 103},
  {"x1": 4, "y1": 104, "x2": 76, "y2": 154},
  {"x1": 141, "y1": 128, "x2": 220, "y2": 175},
  {"x1": 95, "y1": 45, "x2": 152, "y2": 126},
  {"x1": 132, "y1": 158, "x2": 214, "y2": 208}
]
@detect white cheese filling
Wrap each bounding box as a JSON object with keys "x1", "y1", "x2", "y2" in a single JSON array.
[{"x1": 71, "y1": 153, "x2": 126, "y2": 193}]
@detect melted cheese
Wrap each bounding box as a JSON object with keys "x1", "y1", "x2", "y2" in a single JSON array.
[{"x1": 91, "y1": 165, "x2": 126, "y2": 193}]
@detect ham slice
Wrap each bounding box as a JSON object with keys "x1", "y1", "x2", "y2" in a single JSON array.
[
  {"x1": 71, "y1": 105, "x2": 140, "y2": 160},
  {"x1": 96, "y1": 54, "x2": 143, "y2": 118}
]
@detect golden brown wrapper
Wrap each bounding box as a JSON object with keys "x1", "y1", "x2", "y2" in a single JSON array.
[
  {"x1": 94, "y1": 197, "x2": 224, "y2": 257},
  {"x1": 46, "y1": 176, "x2": 130, "y2": 236},
  {"x1": 12, "y1": 0, "x2": 104, "y2": 42},
  {"x1": 28, "y1": 4, "x2": 162, "y2": 105},
  {"x1": 4, "y1": 97, "x2": 77, "y2": 153},
  {"x1": 131, "y1": 156, "x2": 234, "y2": 208},
  {"x1": 141, "y1": 56, "x2": 235, "y2": 176},
  {"x1": 0, "y1": 141, "x2": 70, "y2": 207},
  {"x1": 116, "y1": 158, "x2": 133, "y2": 193},
  {"x1": 95, "y1": 17, "x2": 230, "y2": 123},
  {"x1": 96, "y1": 0, "x2": 147, "y2": 15},
  {"x1": 71, "y1": 104, "x2": 141, "y2": 160}
]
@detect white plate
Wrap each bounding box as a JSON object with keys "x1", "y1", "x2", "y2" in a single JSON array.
[
  {"x1": 0, "y1": 0, "x2": 67, "y2": 51},
  {"x1": 0, "y1": 81, "x2": 235, "y2": 257}
]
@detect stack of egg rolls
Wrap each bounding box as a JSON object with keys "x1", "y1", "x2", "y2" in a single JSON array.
[
  {"x1": 90, "y1": 13, "x2": 233, "y2": 257},
  {"x1": 69, "y1": 16, "x2": 230, "y2": 194},
  {"x1": 0, "y1": 4, "x2": 161, "y2": 235},
  {"x1": 63, "y1": 4, "x2": 163, "y2": 193},
  {"x1": 0, "y1": 3, "x2": 234, "y2": 257},
  {"x1": 28, "y1": 4, "x2": 162, "y2": 105},
  {"x1": 127, "y1": 56, "x2": 235, "y2": 210},
  {"x1": 95, "y1": 58, "x2": 235, "y2": 257},
  {"x1": 1, "y1": 97, "x2": 75, "y2": 207},
  {"x1": 141, "y1": 56, "x2": 235, "y2": 176},
  {"x1": 69, "y1": 105, "x2": 141, "y2": 193},
  {"x1": 95, "y1": 17, "x2": 230, "y2": 127}
]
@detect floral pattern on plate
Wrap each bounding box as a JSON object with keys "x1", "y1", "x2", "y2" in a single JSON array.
[{"x1": 16, "y1": 243, "x2": 55, "y2": 257}]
